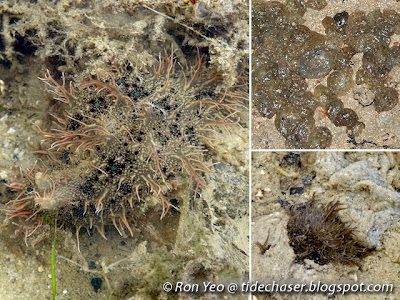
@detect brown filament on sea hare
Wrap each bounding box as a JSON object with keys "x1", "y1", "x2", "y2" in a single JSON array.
[{"x1": 287, "y1": 199, "x2": 368, "y2": 265}]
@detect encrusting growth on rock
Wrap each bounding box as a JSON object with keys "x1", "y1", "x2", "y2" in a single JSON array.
[
  {"x1": 287, "y1": 199, "x2": 368, "y2": 266},
  {"x1": 6, "y1": 51, "x2": 247, "y2": 250}
]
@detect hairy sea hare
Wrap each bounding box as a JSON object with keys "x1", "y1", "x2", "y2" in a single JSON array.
[{"x1": 6, "y1": 53, "x2": 246, "y2": 248}]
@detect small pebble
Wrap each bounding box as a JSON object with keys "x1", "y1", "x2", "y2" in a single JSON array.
[
  {"x1": 38, "y1": 265, "x2": 44, "y2": 273},
  {"x1": 302, "y1": 174, "x2": 315, "y2": 186}
]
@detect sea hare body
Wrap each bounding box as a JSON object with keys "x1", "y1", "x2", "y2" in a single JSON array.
[{"x1": 7, "y1": 54, "x2": 245, "y2": 244}]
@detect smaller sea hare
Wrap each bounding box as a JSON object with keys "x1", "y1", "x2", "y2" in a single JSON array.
[
  {"x1": 252, "y1": 1, "x2": 400, "y2": 148},
  {"x1": 287, "y1": 199, "x2": 368, "y2": 265},
  {"x1": 374, "y1": 87, "x2": 399, "y2": 113},
  {"x1": 299, "y1": 48, "x2": 335, "y2": 79}
]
